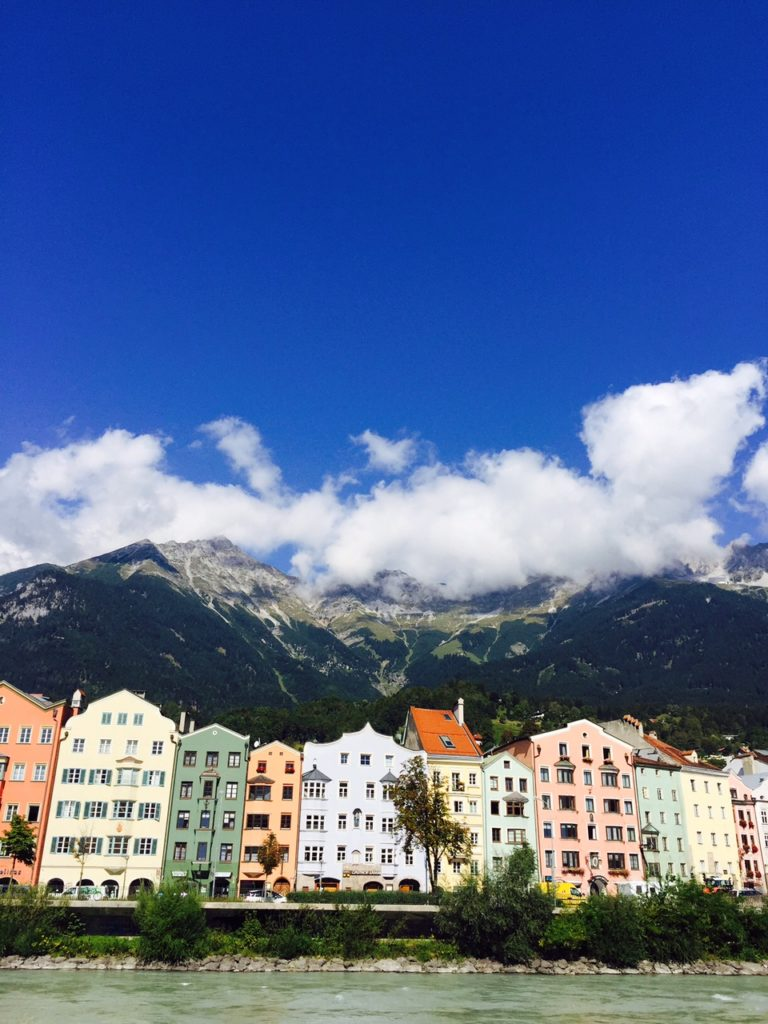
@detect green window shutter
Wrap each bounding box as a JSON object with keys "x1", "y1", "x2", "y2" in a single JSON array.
[
  {"x1": 74, "y1": 801, "x2": 81, "y2": 818},
  {"x1": 133, "y1": 838, "x2": 140, "y2": 855},
  {"x1": 142, "y1": 771, "x2": 148, "y2": 786},
  {"x1": 105, "y1": 770, "x2": 112, "y2": 784},
  {"x1": 84, "y1": 802, "x2": 91, "y2": 818},
  {"x1": 159, "y1": 771, "x2": 166, "y2": 786},
  {"x1": 56, "y1": 801, "x2": 63, "y2": 817},
  {"x1": 138, "y1": 803, "x2": 145, "y2": 819},
  {"x1": 96, "y1": 838, "x2": 103, "y2": 854},
  {"x1": 61, "y1": 769, "x2": 68, "y2": 783},
  {"x1": 88, "y1": 769, "x2": 95, "y2": 784},
  {"x1": 151, "y1": 839, "x2": 157, "y2": 855},
  {"x1": 155, "y1": 804, "x2": 161, "y2": 820},
  {"x1": 50, "y1": 837, "x2": 57, "y2": 852}
]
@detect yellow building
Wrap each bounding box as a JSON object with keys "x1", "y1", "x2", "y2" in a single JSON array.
[{"x1": 402, "y1": 698, "x2": 484, "y2": 887}]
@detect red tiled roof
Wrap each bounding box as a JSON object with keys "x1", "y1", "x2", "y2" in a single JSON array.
[
  {"x1": 643, "y1": 733, "x2": 722, "y2": 772},
  {"x1": 408, "y1": 706, "x2": 483, "y2": 758}
]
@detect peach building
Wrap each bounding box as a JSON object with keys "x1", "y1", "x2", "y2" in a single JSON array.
[
  {"x1": 238, "y1": 740, "x2": 301, "y2": 895},
  {"x1": 0, "y1": 680, "x2": 70, "y2": 886},
  {"x1": 509, "y1": 719, "x2": 645, "y2": 894},
  {"x1": 729, "y1": 773, "x2": 766, "y2": 891}
]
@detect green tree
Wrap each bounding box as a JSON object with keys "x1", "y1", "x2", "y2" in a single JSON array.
[
  {"x1": 391, "y1": 757, "x2": 470, "y2": 892},
  {"x1": 134, "y1": 880, "x2": 208, "y2": 963},
  {"x1": 257, "y1": 831, "x2": 281, "y2": 891},
  {"x1": 1, "y1": 814, "x2": 36, "y2": 878}
]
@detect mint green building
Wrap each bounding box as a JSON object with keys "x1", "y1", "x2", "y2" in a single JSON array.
[{"x1": 163, "y1": 723, "x2": 250, "y2": 898}]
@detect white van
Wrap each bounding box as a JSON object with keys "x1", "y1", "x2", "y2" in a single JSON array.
[{"x1": 61, "y1": 885, "x2": 105, "y2": 901}]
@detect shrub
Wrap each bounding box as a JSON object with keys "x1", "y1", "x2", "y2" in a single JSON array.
[
  {"x1": 134, "y1": 881, "x2": 208, "y2": 963},
  {"x1": 0, "y1": 886, "x2": 78, "y2": 957},
  {"x1": 321, "y1": 904, "x2": 382, "y2": 959},
  {"x1": 438, "y1": 847, "x2": 552, "y2": 963},
  {"x1": 540, "y1": 910, "x2": 587, "y2": 959},
  {"x1": 579, "y1": 894, "x2": 647, "y2": 967},
  {"x1": 267, "y1": 924, "x2": 316, "y2": 959}
]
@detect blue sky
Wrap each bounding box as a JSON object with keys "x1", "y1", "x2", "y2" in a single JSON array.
[{"x1": 1, "y1": 3, "x2": 767, "y2": 589}]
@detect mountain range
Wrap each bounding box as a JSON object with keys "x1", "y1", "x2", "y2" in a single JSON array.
[{"x1": 2, "y1": 537, "x2": 768, "y2": 713}]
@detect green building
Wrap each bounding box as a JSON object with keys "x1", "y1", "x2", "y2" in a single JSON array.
[{"x1": 163, "y1": 723, "x2": 250, "y2": 898}]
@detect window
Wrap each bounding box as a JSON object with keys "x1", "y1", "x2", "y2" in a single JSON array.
[
  {"x1": 195, "y1": 842, "x2": 208, "y2": 861},
  {"x1": 560, "y1": 823, "x2": 578, "y2": 839},
  {"x1": 557, "y1": 768, "x2": 574, "y2": 784},
  {"x1": 0, "y1": 727, "x2": 8, "y2": 743},
  {"x1": 490, "y1": 801, "x2": 500, "y2": 815},
  {"x1": 605, "y1": 826, "x2": 623, "y2": 841},
  {"x1": 99, "y1": 739, "x2": 112, "y2": 754},
  {"x1": 340, "y1": 753, "x2": 349, "y2": 764},
  {"x1": 603, "y1": 799, "x2": 621, "y2": 814},
  {"x1": 541, "y1": 795, "x2": 551, "y2": 810},
  {"x1": 173, "y1": 842, "x2": 187, "y2": 861},
  {"x1": 381, "y1": 847, "x2": 394, "y2": 864},
  {"x1": 382, "y1": 817, "x2": 394, "y2": 834},
  {"x1": 199, "y1": 810, "x2": 211, "y2": 829},
  {"x1": 365, "y1": 847, "x2": 374, "y2": 863},
  {"x1": 227, "y1": 752, "x2": 241, "y2": 768},
  {"x1": 56, "y1": 800, "x2": 80, "y2": 819},
  {"x1": 583, "y1": 770, "x2": 593, "y2": 785},
  {"x1": 559, "y1": 743, "x2": 568, "y2": 757},
  {"x1": 338, "y1": 813, "x2": 347, "y2": 830},
  {"x1": 624, "y1": 800, "x2": 634, "y2": 814},
  {"x1": 143, "y1": 770, "x2": 165, "y2": 787},
  {"x1": 492, "y1": 827, "x2": 501, "y2": 842},
  {"x1": 134, "y1": 837, "x2": 157, "y2": 856},
  {"x1": 366, "y1": 782, "x2": 375, "y2": 799},
  {"x1": 219, "y1": 843, "x2": 233, "y2": 862},
  {"x1": 183, "y1": 751, "x2": 197, "y2": 767},
  {"x1": 303, "y1": 846, "x2": 323, "y2": 862},
  {"x1": 490, "y1": 776, "x2": 499, "y2": 791},
  {"x1": 544, "y1": 851, "x2": 555, "y2": 869},
  {"x1": 365, "y1": 814, "x2": 374, "y2": 831},
  {"x1": 559, "y1": 795, "x2": 576, "y2": 810},
  {"x1": 469, "y1": 799, "x2": 478, "y2": 814},
  {"x1": 117, "y1": 713, "x2": 128, "y2": 725},
  {"x1": 225, "y1": 782, "x2": 238, "y2": 799},
  {"x1": 85, "y1": 801, "x2": 107, "y2": 819},
  {"x1": 282, "y1": 784, "x2": 293, "y2": 800},
  {"x1": 562, "y1": 851, "x2": 580, "y2": 869},
  {"x1": 629, "y1": 854, "x2": 640, "y2": 871},
  {"x1": 222, "y1": 811, "x2": 236, "y2": 830},
  {"x1": 585, "y1": 797, "x2": 595, "y2": 813},
  {"x1": 285, "y1": 762, "x2": 295, "y2": 774},
  {"x1": 303, "y1": 781, "x2": 326, "y2": 799},
  {"x1": 622, "y1": 774, "x2": 631, "y2": 788},
  {"x1": 125, "y1": 740, "x2": 138, "y2": 756},
  {"x1": 108, "y1": 836, "x2": 129, "y2": 855},
  {"x1": 440, "y1": 735, "x2": 455, "y2": 749},
  {"x1": 587, "y1": 825, "x2": 597, "y2": 840},
  {"x1": 151, "y1": 741, "x2": 164, "y2": 755},
  {"x1": 468, "y1": 773, "x2": 477, "y2": 786},
  {"x1": 602, "y1": 747, "x2": 612, "y2": 762},
  {"x1": 140, "y1": 802, "x2": 161, "y2": 820},
  {"x1": 607, "y1": 853, "x2": 625, "y2": 871},
  {"x1": 176, "y1": 809, "x2": 191, "y2": 829},
  {"x1": 249, "y1": 784, "x2": 271, "y2": 800},
  {"x1": 360, "y1": 754, "x2": 371, "y2": 766},
  {"x1": 339, "y1": 781, "x2": 349, "y2": 798},
  {"x1": 40, "y1": 727, "x2": 53, "y2": 744},
  {"x1": 382, "y1": 783, "x2": 393, "y2": 800},
  {"x1": 601, "y1": 772, "x2": 618, "y2": 787},
  {"x1": 61, "y1": 768, "x2": 85, "y2": 784},
  {"x1": 11, "y1": 763, "x2": 25, "y2": 781},
  {"x1": 507, "y1": 829, "x2": 526, "y2": 845},
  {"x1": 101, "y1": 712, "x2": 112, "y2": 725},
  {"x1": 50, "y1": 835, "x2": 72, "y2": 854},
  {"x1": 405, "y1": 850, "x2": 414, "y2": 866},
  {"x1": 33, "y1": 763, "x2": 47, "y2": 782},
  {"x1": 133, "y1": 713, "x2": 143, "y2": 726},
  {"x1": 246, "y1": 813, "x2": 269, "y2": 829},
  {"x1": 86, "y1": 768, "x2": 111, "y2": 786},
  {"x1": 72, "y1": 737, "x2": 85, "y2": 752},
  {"x1": 280, "y1": 813, "x2": 292, "y2": 829},
  {"x1": 112, "y1": 800, "x2": 134, "y2": 819},
  {"x1": 305, "y1": 814, "x2": 325, "y2": 830},
  {"x1": 627, "y1": 827, "x2": 636, "y2": 842},
  {"x1": 540, "y1": 767, "x2": 550, "y2": 782},
  {"x1": 337, "y1": 845, "x2": 346, "y2": 862},
  {"x1": 243, "y1": 846, "x2": 258, "y2": 862},
  {"x1": 179, "y1": 781, "x2": 193, "y2": 799},
  {"x1": 205, "y1": 752, "x2": 219, "y2": 767},
  {"x1": 279, "y1": 846, "x2": 289, "y2": 862},
  {"x1": 581, "y1": 745, "x2": 592, "y2": 760},
  {"x1": 454, "y1": 800, "x2": 464, "y2": 814},
  {"x1": 543, "y1": 821, "x2": 553, "y2": 838}
]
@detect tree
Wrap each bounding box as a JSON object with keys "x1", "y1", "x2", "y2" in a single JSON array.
[
  {"x1": 390, "y1": 756, "x2": 470, "y2": 891},
  {"x1": 0, "y1": 814, "x2": 36, "y2": 878},
  {"x1": 71, "y1": 834, "x2": 92, "y2": 889},
  {"x1": 257, "y1": 831, "x2": 281, "y2": 891}
]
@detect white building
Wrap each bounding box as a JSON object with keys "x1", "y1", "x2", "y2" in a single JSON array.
[
  {"x1": 38, "y1": 690, "x2": 177, "y2": 896},
  {"x1": 297, "y1": 723, "x2": 428, "y2": 893}
]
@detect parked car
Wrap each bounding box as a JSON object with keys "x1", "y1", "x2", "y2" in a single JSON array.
[
  {"x1": 538, "y1": 881, "x2": 585, "y2": 908},
  {"x1": 59, "y1": 885, "x2": 105, "y2": 901},
  {"x1": 244, "y1": 890, "x2": 287, "y2": 903}
]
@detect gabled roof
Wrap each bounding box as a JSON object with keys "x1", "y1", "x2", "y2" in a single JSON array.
[
  {"x1": 302, "y1": 764, "x2": 331, "y2": 782},
  {"x1": 0, "y1": 678, "x2": 65, "y2": 711},
  {"x1": 642, "y1": 732, "x2": 723, "y2": 773},
  {"x1": 380, "y1": 770, "x2": 398, "y2": 784},
  {"x1": 406, "y1": 707, "x2": 483, "y2": 758}
]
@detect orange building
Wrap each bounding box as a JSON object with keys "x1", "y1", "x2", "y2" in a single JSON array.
[
  {"x1": 0, "y1": 680, "x2": 70, "y2": 886},
  {"x1": 238, "y1": 741, "x2": 302, "y2": 895}
]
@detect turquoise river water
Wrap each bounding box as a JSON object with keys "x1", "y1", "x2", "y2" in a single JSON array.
[{"x1": 2, "y1": 972, "x2": 768, "y2": 1024}]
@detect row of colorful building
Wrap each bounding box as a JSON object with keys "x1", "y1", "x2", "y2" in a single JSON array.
[{"x1": 1, "y1": 679, "x2": 767, "y2": 897}]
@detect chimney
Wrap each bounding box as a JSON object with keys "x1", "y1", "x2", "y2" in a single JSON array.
[
  {"x1": 179, "y1": 710, "x2": 187, "y2": 734},
  {"x1": 189, "y1": 719, "x2": 196, "y2": 734},
  {"x1": 455, "y1": 698, "x2": 464, "y2": 727},
  {"x1": 70, "y1": 688, "x2": 84, "y2": 715}
]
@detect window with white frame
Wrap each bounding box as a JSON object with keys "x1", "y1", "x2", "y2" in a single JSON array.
[
  {"x1": 0, "y1": 727, "x2": 8, "y2": 743},
  {"x1": 101, "y1": 712, "x2": 112, "y2": 725},
  {"x1": 151, "y1": 741, "x2": 164, "y2": 755},
  {"x1": 108, "y1": 835, "x2": 129, "y2": 855},
  {"x1": 303, "y1": 781, "x2": 326, "y2": 799},
  {"x1": 338, "y1": 813, "x2": 347, "y2": 830},
  {"x1": 33, "y1": 763, "x2": 47, "y2": 782},
  {"x1": 61, "y1": 768, "x2": 85, "y2": 784},
  {"x1": 51, "y1": 836, "x2": 72, "y2": 853},
  {"x1": 133, "y1": 713, "x2": 143, "y2": 726},
  {"x1": 39, "y1": 727, "x2": 53, "y2": 744},
  {"x1": 139, "y1": 802, "x2": 161, "y2": 820},
  {"x1": 134, "y1": 837, "x2": 157, "y2": 856},
  {"x1": 337, "y1": 845, "x2": 346, "y2": 862},
  {"x1": 382, "y1": 817, "x2": 394, "y2": 833},
  {"x1": 381, "y1": 847, "x2": 394, "y2": 864},
  {"x1": 366, "y1": 782, "x2": 375, "y2": 798},
  {"x1": 143, "y1": 770, "x2": 165, "y2": 787},
  {"x1": 125, "y1": 740, "x2": 138, "y2": 756},
  {"x1": 305, "y1": 814, "x2": 325, "y2": 830},
  {"x1": 19, "y1": 727, "x2": 32, "y2": 744},
  {"x1": 116, "y1": 768, "x2": 139, "y2": 785},
  {"x1": 303, "y1": 845, "x2": 323, "y2": 862},
  {"x1": 11, "y1": 763, "x2": 25, "y2": 781},
  {"x1": 339, "y1": 781, "x2": 349, "y2": 798},
  {"x1": 365, "y1": 815, "x2": 374, "y2": 831},
  {"x1": 112, "y1": 800, "x2": 134, "y2": 819},
  {"x1": 85, "y1": 801, "x2": 107, "y2": 818},
  {"x1": 360, "y1": 754, "x2": 371, "y2": 766},
  {"x1": 364, "y1": 847, "x2": 374, "y2": 863},
  {"x1": 99, "y1": 739, "x2": 112, "y2": 754},
  {"x1": 89, "y1": 768, "x2": 112, "y2": 785},
  {"x1": 225, "y1": 782, "x2": 238, "y2": 799},
  {"x1": 56, "y1": 800, "x2": 80, "y2": 818},
  {"x1": 4, "y1": 804, "x2": 19, "y2": 821},
  {"x1": 72, "y1": 737, "x2": 85, "y2": 752}
]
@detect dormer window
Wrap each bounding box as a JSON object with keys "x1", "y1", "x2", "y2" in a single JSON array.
[{"x1": 440, "y1": 736, "x2": 456, "y2": 749}]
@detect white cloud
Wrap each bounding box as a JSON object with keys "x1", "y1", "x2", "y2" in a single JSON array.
[
  {"x1": 351, "y1": 429, "x2": 416, "y2": 474},
  {"x1": 0, "y1": 363, "x2": 766, "y2": 595}
]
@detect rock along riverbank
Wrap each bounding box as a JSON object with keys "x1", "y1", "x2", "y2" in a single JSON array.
[{"x1": 2, "y1": 954, "x2": 767, "y2": 975}]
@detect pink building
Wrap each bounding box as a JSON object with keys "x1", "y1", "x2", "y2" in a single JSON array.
[
  {"x1": 0, "y1": 680, "x2": 71, "y2": 886},
  {"x1": 729, "y1": 774, "x2": 766, "y2": 892},
  {"x1": 509, "y1": 719, "x2": 644, "y2": 894}
]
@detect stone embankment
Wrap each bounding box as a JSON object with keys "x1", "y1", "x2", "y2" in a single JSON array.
[{"x1": 2, "y1": 954, "x2": 767, "y2": 975}]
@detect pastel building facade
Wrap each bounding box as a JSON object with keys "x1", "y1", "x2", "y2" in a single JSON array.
[
  {"x1": 728, "y1": 749, "x2": 768, "y2": 885},
  {"x1": 238, "y1": 740, "x2": 302, "y2": 895},
  {"x1": 0, "y1": 680, "x2": 70, "y2": 886},
  {"x1": 482, "y1": 746, "x2": 538, "y2": 872},
  {"x1": 509, "y1": 720, "x2": 645, "y2": 894},
  {"x1": 402, "y1": 700, "x2": 485, "y2": 887},
  {"x1": 297, "y1": 723, "x2": 428, "y2": 893},
  {"x1": 164, "y1": 723, "x2": 250, "y2": 898},
  {"x1": 728, "y1": 773, "x2": 766, "y2": 890},
  {"x1": 38, "y1": 690, "x2": 177, "y2": 896}
]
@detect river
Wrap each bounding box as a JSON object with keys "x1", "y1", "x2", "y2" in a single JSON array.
[{"x1": 3, "y1": 972, "x2": 768, "y2": 1023}]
